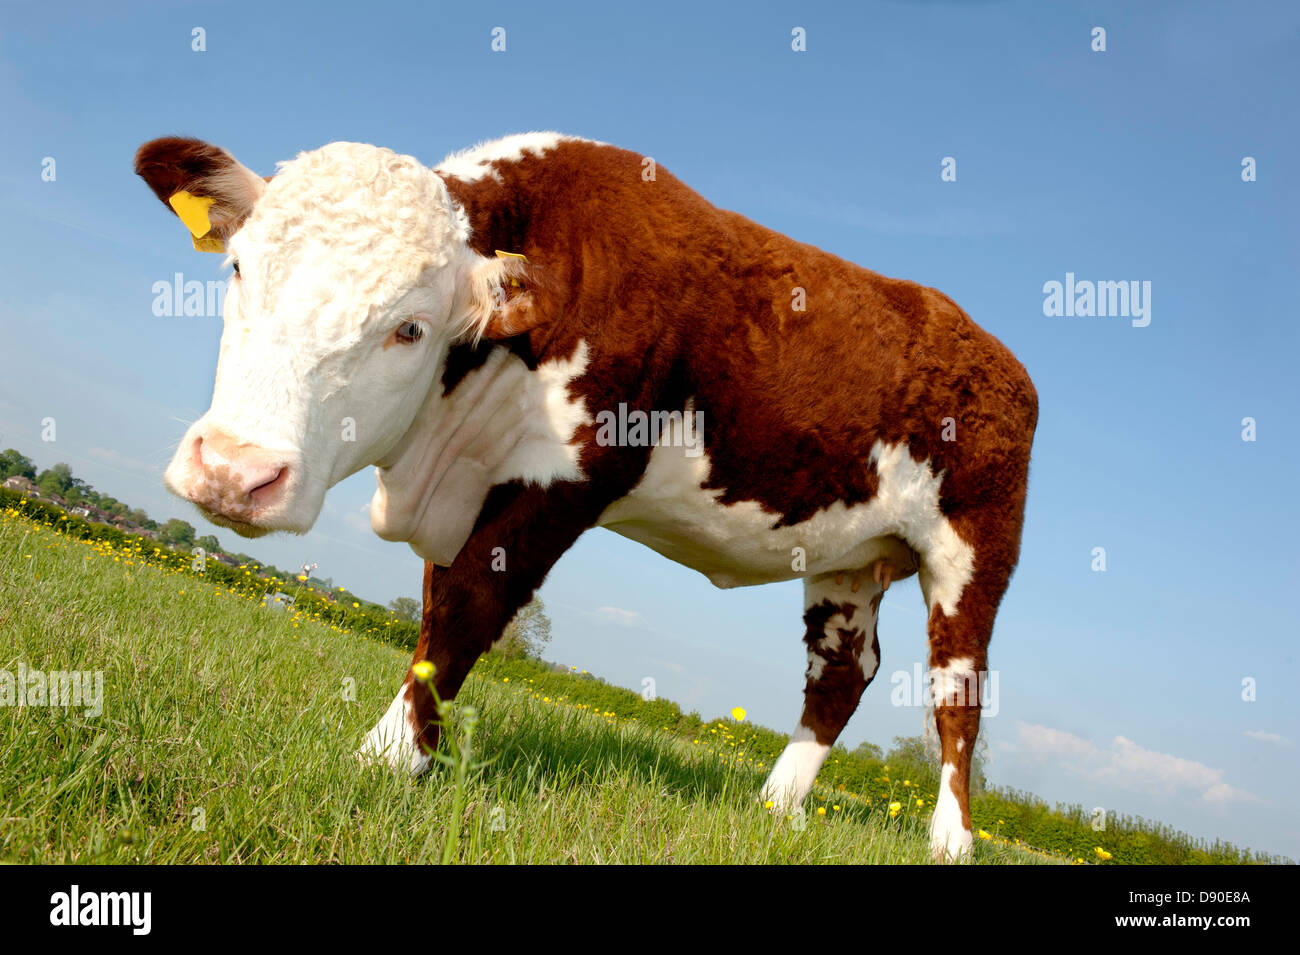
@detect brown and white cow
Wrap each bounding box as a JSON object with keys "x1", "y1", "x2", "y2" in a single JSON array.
[{"x1": 135, "y1": 132, "x2": 1037, "y2": 861}]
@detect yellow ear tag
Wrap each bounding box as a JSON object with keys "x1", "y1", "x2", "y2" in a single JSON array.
[
  {"x1": 168, "y1": 190, "x2": 226, "y2": 253},
  {"x1": 495, "y1": 249, "x2": 527, "y2": 287}
]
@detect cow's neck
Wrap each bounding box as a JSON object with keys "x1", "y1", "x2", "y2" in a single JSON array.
[{"x1": 369, "y1": 338, "x2": 590, "y2": 566}]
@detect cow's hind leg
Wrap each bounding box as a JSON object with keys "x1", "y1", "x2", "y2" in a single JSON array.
[
  {"x1": 760, "y1": 568, "x2": 887, "y2": 811},
  {"x1": 923, "y1": 498, "x2": 1026, "y2": 863}
]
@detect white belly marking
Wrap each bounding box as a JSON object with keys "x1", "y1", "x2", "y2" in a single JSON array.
[{"x1": 598, "y1": 437, "x2": 973, "y2": 613}]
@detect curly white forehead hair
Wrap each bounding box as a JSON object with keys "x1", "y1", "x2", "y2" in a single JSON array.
[{"x1": 232, "y1": 142, "x2": 471, "y2": 323}]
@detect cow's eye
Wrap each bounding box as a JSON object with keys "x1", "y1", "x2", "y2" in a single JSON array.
[
  {"x1": 231, "y1": 260, "x2": 240, "y2": 277},
  {"x1": 395, "y1": 320, "x2": 423, "y2": 344}
]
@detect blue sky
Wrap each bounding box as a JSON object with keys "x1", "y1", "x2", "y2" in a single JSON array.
[{"x1": 1, "y1": 0, "x2": 1297, "y2": 858}]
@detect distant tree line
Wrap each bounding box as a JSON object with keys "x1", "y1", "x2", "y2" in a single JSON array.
[
  {"x1": 384, "y1": 594, "x2": 552, "y2": 660},
  {"x1": 3, "y1": 447, "x2": 554, "y2": 656}
]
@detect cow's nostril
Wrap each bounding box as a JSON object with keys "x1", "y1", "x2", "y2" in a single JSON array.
[
  {"x1": 189, "y1": 428, "x2": 291, "y2": 509},
  {"x1": 248, "y1": 466, "x2": 289, "y2": 503},
  {"x1": 189, "y1": 435, "x2": 206, "y2": 473}
]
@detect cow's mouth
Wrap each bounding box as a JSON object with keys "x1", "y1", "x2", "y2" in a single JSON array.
[
  {"x1": 164, "y1": 439, "x2": 311, "y2": 538},
  {"x1": 193, "y1": 504, "x2": 275, "y2": 538}
]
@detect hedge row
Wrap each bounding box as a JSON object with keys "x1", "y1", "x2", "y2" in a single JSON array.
[{"x1": 0, "y1": 488, "x2": 420, "y2": 647}]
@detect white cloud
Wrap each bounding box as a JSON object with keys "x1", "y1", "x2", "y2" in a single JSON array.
[
  {"x1": 1244, "y1": 730, "x2": 1292, "y2": 747},
  {"x1": 588, "y1": 606, "x2": 644, "y2": 628},
  {"x1": 343, "y1": 509, "x2": 372, "y2": 534},
  {"x1": 1016, "y1": 722, "x2": 1260, "y2": 806},
  {"x1": 1018, "y1": 723, "x2": 1099, "y2": 762},
  {"x1": 647, "y1": 656, "x2": 686, "y2": 675}
]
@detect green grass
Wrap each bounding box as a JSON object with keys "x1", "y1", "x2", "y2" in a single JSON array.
[{"x1": 0, "y1": 507, "x2": 1058, "y2": 864}]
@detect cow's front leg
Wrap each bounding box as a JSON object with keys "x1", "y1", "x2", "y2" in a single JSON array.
[
  {"x1": 359, "y1": 481, "x2": 607, "y2": 775},
  {"x1": 359, "y1": 676, "x2": 430, "y2": 774},
  {"x1": 358, "y1": 560, "x2": 443, "y2": 775}
]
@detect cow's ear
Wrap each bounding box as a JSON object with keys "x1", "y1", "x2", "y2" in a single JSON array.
[
  {"x1": 466, "y1": 254, "x2": 549, "y2": 341},
  {"x1": 483, "y1": 286, "x2": 543, "y2": 340},
  {"x1": 134, "y1": 137, "x2": 266, "y2": 250}
]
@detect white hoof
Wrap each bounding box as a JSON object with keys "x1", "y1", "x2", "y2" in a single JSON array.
[
  {"x1": 929, "y1": 762, "x2": 973, "y2": 862},
  {"x1": 760, "y1": 726, "x2": 829, "y2": 811},
  {"x1": 929, "y1": 821, "x2": 973, "y2": 863},
  {"x1": 357, "y1": 683, "x2": 431, "y2": 776}
]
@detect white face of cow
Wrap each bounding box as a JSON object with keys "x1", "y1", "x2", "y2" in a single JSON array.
[{"x1": 141, "y1": 140, "x2": 518, "y2": 543}]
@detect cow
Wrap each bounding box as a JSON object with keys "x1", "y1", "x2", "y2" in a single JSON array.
[{"x1": 134, "y1": 132, "x2": 1038, "y2": 862}]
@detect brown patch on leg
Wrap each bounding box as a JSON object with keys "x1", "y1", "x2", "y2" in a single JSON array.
[
  {"x1": 924, "y1": 490, "x2": 1030, "y2": 861},
  {"x1": 927, "y1": 600, "x2": 995, "y2": 858},
  {"x1": 402, "y1": 480, "x2": 633, "y2": 764},
  {"x1": 800, "y1": 599, "x2": 874, "y2": 746},
  {"x1": 406, "y1": 560, "x2": 443, "y2": 758},
  {"x1": 934, "y1": 695, "x2": 982, "y2": 833}
]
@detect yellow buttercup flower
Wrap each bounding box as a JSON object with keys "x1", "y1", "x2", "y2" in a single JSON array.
[
  {"x1": 888, "y1": 801, "x2": 902, "y2": 817},
  {"x1": 978, "y1": 829, "x2": 992, "y2": 840},
  {"x1": 731, "y1": 707, "x2": 746, "y2": 722},
  {"x1": 1095, "y1": 847, "x2": 1112, "y2": 861},
  {"x1": 411, "y1": 661, "x2": 434, "y2": 680},
  {"x1": 816, "y1": 806, "x2": 826, "y2": 816}
]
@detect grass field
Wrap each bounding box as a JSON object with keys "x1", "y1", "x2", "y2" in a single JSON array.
[{"x1": 0, "y1": 506, "x2": 1061, "y2": 865}]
